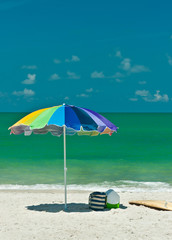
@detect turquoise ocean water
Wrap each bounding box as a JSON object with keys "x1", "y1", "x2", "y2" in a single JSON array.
[{"x1": 0, "y1": 112, "x2": 172, "y2": 192}]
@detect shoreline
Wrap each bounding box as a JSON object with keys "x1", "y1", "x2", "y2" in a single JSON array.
[
  {"x1": 0, "y1": 190, "x2": 172, "y2": 240},
  {"x1": 0, "y1": 188, "x2": 172, "y2": 193},
  {"x1": 0, "y1": 180, "x2": 171, "y2": 192}
]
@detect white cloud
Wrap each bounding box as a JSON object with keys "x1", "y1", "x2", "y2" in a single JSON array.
[
  {"x1": 138, "y1": 81, "x2": 147, "y2": 85},
  {"x1": 90, "y1": 71, "x2": 124, "y2": 80},
  {"x1": 71, "y1": 55, "x2": 80, "y2": 62},
  {"x1": 129, "y1": 98, "x2": 138, "y2": 101},
  {"x1": 12, "y1": 88, "x2": 35, "y2": 97},
  {"x1": 22, "y1": 74, "x2": 36, "y2": 85},
  {"x1": 86, "y1": 88, "x2": 93, "y2": 93},
  {"x1": 118, "y1": 51, "x2": 149, "y2": 74},
  {"x1": 64, "y1": 96, "x2": 69, "y2": 100},
  {"x1": 130, "y1": 65, "x2": 149, "y2": 73},
  {"x1": 120, "y1": 59, "x2": 149, "y2": 73},
  {"x1": 115, "y1": 78, "x2": 123, "y2": 83},
  {"x1": 167, "y1": 55, "x2": 172, "y2": 66},
  {"x1": 113, "y1": 72, "x2": 124, "y2": 78},
  {"x1": 144, "y1": 90, "x2": 169, "y2": 102},
  {"x1": 135, "y1": 90, "x2": 149, "y2": 97},
  {"x1": 49, "y1": 73, "x2": 61, "y2": 80},
  {"x1": 115, "y1": 50, "x2": 122, "y2": 58},
  {"x1": 135, "y1": 90, "x2": 169, "y2": 102},
  {"x1": 65, "y1": 55, "x2": 80, "y2": 62},
  {"x1": 76, "y1": 93, "x2": 89, "y2": 98},
  {"x1": 22, "y1": 65, "x2": 37, "y2": 69},
  {"x1": 67, "y1": 71, "x2": 80, "y2": 79},
  {"x1": 77, "y1": 87, "x2": 97, "y2": 98},
  {"x1": 120, "y1": 58, "x2": 131, "y2": 71},
  {"x1": 91, "y1": 71, "x2": 105, "y2": 78},
  {"x1": 54, "y1": 59, "x2": 61, "y2": 64}
]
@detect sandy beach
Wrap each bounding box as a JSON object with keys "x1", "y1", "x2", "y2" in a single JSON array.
[{"x1": 0, "y1": 190, "x2": 171, "y2": 240}]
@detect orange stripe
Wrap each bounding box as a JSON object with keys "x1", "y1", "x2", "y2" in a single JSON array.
[{"x1": 100, "y1": 127, "x2": 113, "y2": 135}]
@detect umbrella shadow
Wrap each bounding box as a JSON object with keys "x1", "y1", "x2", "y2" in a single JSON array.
[
  {"x1": 26, "y1": 203, "x2": 105, "y2": 213},
  {"x1": 26, "y1": 203, "x2": 127, "y2": 213}
]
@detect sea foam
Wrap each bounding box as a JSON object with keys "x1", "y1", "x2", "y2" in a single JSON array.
[{"x1": 0, "y1": 181, "x2": 171, "y2": 192}]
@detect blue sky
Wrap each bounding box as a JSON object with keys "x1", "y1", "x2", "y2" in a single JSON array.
[{"x1": 0, "y1": 0, "x2": 172, "y2": 112}]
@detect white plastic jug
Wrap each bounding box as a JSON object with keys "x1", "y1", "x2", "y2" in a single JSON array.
[{"x1": 106, "y1": 189, "x2": 120, "y2": 205}]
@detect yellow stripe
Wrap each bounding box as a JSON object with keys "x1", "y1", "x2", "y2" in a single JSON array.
[
  {"x1": 10, "y1": 106, "x2": 58, "y2": 128},
  {"x1": 77, "y1": 130, "x2": 99, "y2": 136}
]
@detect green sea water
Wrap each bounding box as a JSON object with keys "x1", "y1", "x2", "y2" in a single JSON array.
[{"x1": 0, "y1": 112, "x2": 172, "y2": 191}]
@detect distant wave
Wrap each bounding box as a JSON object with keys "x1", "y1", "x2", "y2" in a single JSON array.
[{"x1": 0, "y1": 181, "x2": 171, "y2": 192}]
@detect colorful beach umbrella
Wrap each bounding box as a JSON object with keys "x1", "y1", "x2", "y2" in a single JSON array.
[{"x1": 9, "y1": 104, "x2": 118, "y2": 209}]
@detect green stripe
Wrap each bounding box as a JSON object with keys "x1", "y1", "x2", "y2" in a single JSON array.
[{"x1": 30, "y1": 106, "x2": 61, "y2": 129}]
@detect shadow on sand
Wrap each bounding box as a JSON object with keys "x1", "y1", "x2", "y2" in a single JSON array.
[
  {"x1": 119, "y1": 204, "x2": 127, "y2": 209},
  {"x1": 26, "y1": 203, "x2": 127, "y2": 213},
  {"x1": 27, "y1": 203, "x2": 98, "y2": 213}
]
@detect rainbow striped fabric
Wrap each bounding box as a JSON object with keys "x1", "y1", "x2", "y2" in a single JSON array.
[{"x1": 9, "y1": 104, "x2": 118, "y2": 136}]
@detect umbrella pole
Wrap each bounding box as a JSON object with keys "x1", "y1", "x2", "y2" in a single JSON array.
[{"x1": 63, "y1": 125, "x2": 67, "y2": 211}]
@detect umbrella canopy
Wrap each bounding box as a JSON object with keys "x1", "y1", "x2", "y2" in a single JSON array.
[
  {"x1": 9, "y1": 104, "x2": 117, "y2": 136},
  {"x1": 9, "y1": 104, "x2": 118, "y2": 210}
]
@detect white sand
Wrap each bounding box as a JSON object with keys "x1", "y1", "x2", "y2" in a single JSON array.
[{"x1": 0, "y1": 190, "x2": 172, "y2": 240}]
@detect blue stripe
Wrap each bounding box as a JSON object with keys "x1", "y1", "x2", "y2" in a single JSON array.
[
  {"x1": 71, "y1": 106, "x2": 98, "y2": 131},
  {"x1": 65, "y1": 105, "x2": 81, "y2": 130},
  {"x1": 90, "y1": 199, "x2": 106, "y2": 203},
  {"x1": 47, "y1": 106, "x2": 65, "y2": 126},
  {"x1": 90, "y1": 195, "x2": 106, "y2": 199}
]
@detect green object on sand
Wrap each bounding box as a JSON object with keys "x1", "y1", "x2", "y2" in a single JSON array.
[
  {"x1": 106, "y1": 202, "x2": 120, "y2": 209},
  {"x1": 106, "y1": 189, "x2": 120, "y2": 209}
]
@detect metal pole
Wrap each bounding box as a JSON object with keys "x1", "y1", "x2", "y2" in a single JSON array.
[{"x1": 63, "y1": 125, "x2": 67, "y2": 210}]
